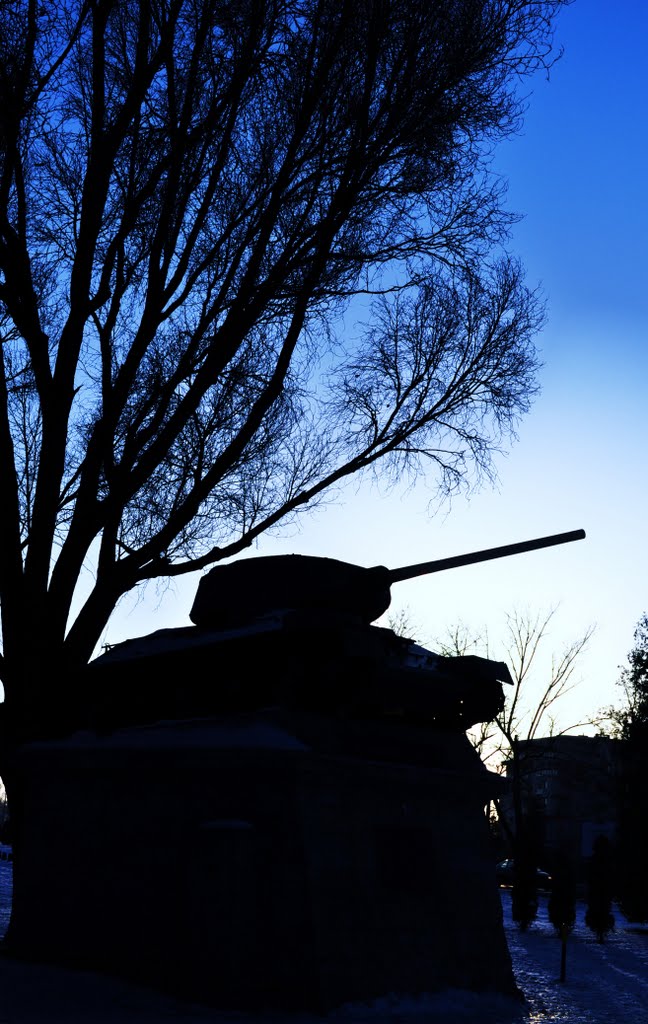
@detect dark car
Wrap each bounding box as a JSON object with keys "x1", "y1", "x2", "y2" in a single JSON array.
[{"x1": 496, "y1": 858, "x2": 552, "y2": 889}]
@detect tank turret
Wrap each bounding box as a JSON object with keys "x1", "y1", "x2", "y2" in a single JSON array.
[
  {"x1": 86, "y1": 529, "x2": 584, "y2": 735},
  {"x1": 189, "y1": 529, "x2": 585, "y2": 628}
]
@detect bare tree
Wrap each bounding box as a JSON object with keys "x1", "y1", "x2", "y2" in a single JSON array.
[
  {"x1": 0, "y1": 0, "x2": 569, "y2": 750},
  {"x1": 437, "y1": 606, "x2": 596, "y2": 894},
  {"x1": 437, "y1": 607, "x2": 594, "y2": 927},
  {"x1": 436, "y1": 608, "x2": 595, "y2": 769},
  {"x1": 607, "y1": 614, "x2": 648, "y2": 922},
  {"x1": 497, "y1": 608, "x2": 595, "y2": 750},
  {"x1": 386, "y1": 605, "x2": 423, "y2": 642}
]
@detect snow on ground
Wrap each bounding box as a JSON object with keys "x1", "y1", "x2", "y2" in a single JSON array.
[
  {"x1": 1, "y1": 859, "x2": 648, "y2": 1023},
  {"x1": 502, "y1": 890, "x2": 648, "y2": 1024}
]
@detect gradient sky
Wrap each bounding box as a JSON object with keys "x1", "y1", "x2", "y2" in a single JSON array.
[{"x1": 104, "y1": 0, "x2": 648, "y2": 735}]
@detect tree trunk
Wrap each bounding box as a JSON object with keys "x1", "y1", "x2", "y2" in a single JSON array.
[
  {"x1": 0, "y1": 671, "x2": 85, "y2": 952},
  {"x1": 0, "y1": 740, "x2": 28, "y2": 951}
]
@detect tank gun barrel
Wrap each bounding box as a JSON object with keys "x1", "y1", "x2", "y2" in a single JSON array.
[{"x1": 387, "y1": 529, "x2": 585, "y2": 585}]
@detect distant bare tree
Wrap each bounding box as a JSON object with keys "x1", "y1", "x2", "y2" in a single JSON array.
[
  {"x1": 437, "y1": 606, "x2": 595, "y2": 928},
  {"x1": 386, "y1": 606, "x2": 422, "y2": 642},
  {"x1": 436, "y1": 607, "x2": 596, "y2": 769},
  {"x1": 607, "y1": 614, "x2": 648, "y2": 922}
]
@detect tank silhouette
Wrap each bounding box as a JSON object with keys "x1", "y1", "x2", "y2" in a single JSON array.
[
  {"x1": 55, "y1": 528, "x2": 585, "y2": 1012},
  {"x1": 190, "y1": 529, "x2": 586, "y2": 628},
  {"x1": 87, "y1": 529, "x2": 584, "y2": 734}
]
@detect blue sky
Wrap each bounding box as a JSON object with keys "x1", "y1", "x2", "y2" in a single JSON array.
[{"x1": 105, "y1": 1, "x2": 648, "y2": 733}]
